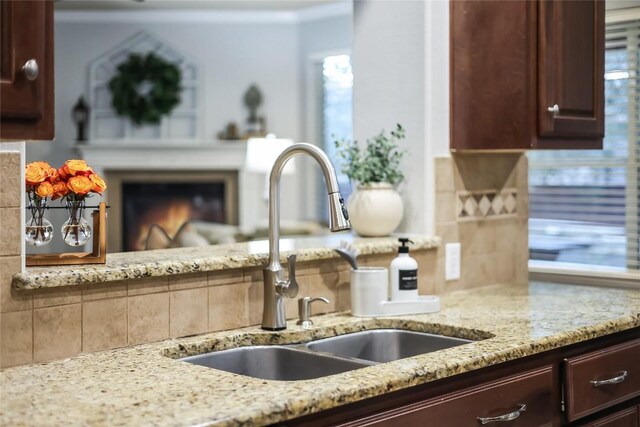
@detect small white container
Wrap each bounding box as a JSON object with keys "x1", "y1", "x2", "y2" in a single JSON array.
[{"x1": 350, "y1": 267, "x2": 389, "y2": 317}]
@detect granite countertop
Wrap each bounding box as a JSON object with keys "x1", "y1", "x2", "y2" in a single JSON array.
[
  {"x1": 13, "y1": 234, "x2": 440, "y2": 290},
  {"x1": 1, "y1": 282, "x2": 639, "y2": 427}
]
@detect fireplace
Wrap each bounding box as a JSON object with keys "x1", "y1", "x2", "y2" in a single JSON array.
[{"x1": 107, "y1": 171, "x2": 238, "y2": 252}]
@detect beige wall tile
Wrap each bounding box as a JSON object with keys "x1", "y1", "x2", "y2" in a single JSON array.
[
  {"x1": 33, "y1": 287, "x2": 82, "y2": 309},
  {"x1": 435, "y1": 222, "x2": 460, "y2": 245},
  {"x1": 0, "y1": 310, "x2": 32, "y2": 368},
  {"x1": 82, "y1": 283, "x2": 127, "y2": 301},
  {"x1": 210, "y1": 282, "x2": 249, "y2": 331},
  {"x1": 34, "y1": 304, "x2": 82, "y2": 362},
  {"x1": 0, "y1": 256, "x2": 31, "y2": 312},
  {"x1": 306, "y1": 271, "x2": 340, "y2": 314},
  {"x1": 82, "y1": 298, "x2": 127, "y2": 352},
  {"x1": 296, "y1": 260, "x2": 346, "y2": 277},
  {"x1": 435, "y1": 156, "x2": 455, "y2": 193},
  {"x1": 243, "y1": 268, "x2": 262, "y2": 283},
  {"x1": 0, "y1": 152, "x2": 21, "y2": 208},
  {"x1": 247, "y1": 280, "x2": 263, "y2": 325},
  {"x1": 169, "y1": 273, "x2": 208, "y2": 291},
  {"x1": 494, "y1": 251, "x2": 517, "y2": 284},
  {"x1": 453, "y1": 154, "x2": 521, "y2": 191},
  {"x1": 0, "y1": 208, "x2": 21, "y2": 256},
  {"x1": 414, "y1": 250, "x2": 437, "y2": 295},
  {"x1": 208, "y1": 269, "x2": 244, "y2": 286},
  {"x1": 128, "y1": 293, "x2": 169, "y2": 345},
  {"x1": 127, "y1": 277, "x2": 169, "y2": 296},
  {"x1": 435, "y1": 191, "x2": 457, "y2": 223},
  {"x1": 170, "y1": 288, "x2": 208, "y2": 338},
  {"x1": 335, "y1": 270, "x2": 351, "y2": 312},
  {"x1": 360, "y1": 253, "x2": 393, "y2": 268}
]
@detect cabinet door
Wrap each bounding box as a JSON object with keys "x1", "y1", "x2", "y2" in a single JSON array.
[
  {"x1": 341, "y1": 365, "x2": 555, "y2": 427},
  {"x1": 580, "y1": 406, "x2": 638, "y2": 427},
  {"x1": 0, "y1": 0, "x2": 54, "y2": 140},
  {"x1": 450, "y1": 0, "x2": 537, "y2": 150},
  {"x1": 537, "y1": 0, "x2": 604, "y2": 144},
  {"x1": 564, "y1": 339, "x2": 640, "y2": 421}
]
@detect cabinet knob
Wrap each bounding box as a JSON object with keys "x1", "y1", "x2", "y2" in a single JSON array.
[
  {"x1": 22, "y1": 59, "x2": 39, "y2": 81},
  {"x1": 547, "y1": 104, "x2": 560, "y2": 117}
]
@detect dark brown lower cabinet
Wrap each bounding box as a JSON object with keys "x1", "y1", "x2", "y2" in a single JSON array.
[
  {"x1": 579, "y1": 406, "x2": 638, "y2": 427},
  {"x1": 281, "y1": 329, "x2": 640, "y2": 427},
  {"x1": 340, "y1": 366, "x2": 554, "y2": 426}
]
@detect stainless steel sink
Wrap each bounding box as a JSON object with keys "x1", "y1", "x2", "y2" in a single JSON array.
[
  {"x1": 305, "y1": 329, "x2": 472, "y2": 363},
  {"x1": 181, "y1": 345, "x2": 371, "y2": 381}
]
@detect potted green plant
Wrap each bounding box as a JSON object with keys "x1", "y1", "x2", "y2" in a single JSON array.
[{"x1": 335, "y1": 124, "x2": 406, "y2": 236}]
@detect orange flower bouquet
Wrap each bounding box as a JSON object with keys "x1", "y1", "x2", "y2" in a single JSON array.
[
  {"x1": 56, "y1": 160, "x2": 106, "y2": 246},
  {"x1": 24, "y1": 161, "x2": 58, "y2": 246}
]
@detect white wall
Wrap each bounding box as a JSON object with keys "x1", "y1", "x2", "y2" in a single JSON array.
[
  {"x1": 28, "y1": 18, "x2": 300, "y2": 161},
  {"x1": 352, "y1": 0, "x2": 449, "y2": 235},
  {"x1": 25, "y1": 8, "x2": 352, "y2": 252},
  {"x1": 298, "y1": 13, "x2": 353, "y2": 220}
]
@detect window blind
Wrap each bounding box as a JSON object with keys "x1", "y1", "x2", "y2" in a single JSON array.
[{"x1": 528, "y1": 17, "x2": 640, "y2": 272}]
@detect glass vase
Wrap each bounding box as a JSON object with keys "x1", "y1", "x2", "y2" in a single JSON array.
[
  {"x1": 25, "y1": 195, "x2": 53, "y2": 247},
  {"x1": 61, "y1": 197, "x2": 92, "y2": 246}
]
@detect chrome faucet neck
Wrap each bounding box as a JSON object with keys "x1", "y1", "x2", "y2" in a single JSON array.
[{"x1": 261, "y1": 143, "x2": 350, "y2": 330}]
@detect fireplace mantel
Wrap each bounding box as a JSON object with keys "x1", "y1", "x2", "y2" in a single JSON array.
[
  {"x1": 76, "y1": 140, "x2": 248, "y2": 170},
  {"x1": 76, "y1": 141, "x2": 263, "y2": 238}
]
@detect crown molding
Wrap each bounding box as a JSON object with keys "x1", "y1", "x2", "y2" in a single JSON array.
[{"x1": 54, "y1": 2, "x2": 352, "y2": 24}]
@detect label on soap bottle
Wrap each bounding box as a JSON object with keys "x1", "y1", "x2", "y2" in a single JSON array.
[{"x1": 398, "y1": 269, "x2": 418, "y2": 290}]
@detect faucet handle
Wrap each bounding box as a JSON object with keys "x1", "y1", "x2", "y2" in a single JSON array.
[
  {"x1": 297, "y1": 296, "x2": 330, "y2": 328},
  {"x1": 278, "y1": 254, "x2": 299, "y2": 298}
]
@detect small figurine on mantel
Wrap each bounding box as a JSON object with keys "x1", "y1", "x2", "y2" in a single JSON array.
[
  {"x1": 72, "y1": 96, "x2": 89, "y2": 143},
  {"x1": 243, "y1": 84, "x2": 266, "y2": 138},
  {"x1": 217, "y1": 122, "x2": 241, "y2": 140}
]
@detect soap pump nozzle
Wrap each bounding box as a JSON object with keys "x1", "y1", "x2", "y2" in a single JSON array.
[{"x1": 398, "y1": 237, "x2": 414, "y2": 254}]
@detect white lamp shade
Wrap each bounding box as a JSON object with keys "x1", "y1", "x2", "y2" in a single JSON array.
[{"x1": 245, "y1": 135, "x2": 296, "y2": 175}]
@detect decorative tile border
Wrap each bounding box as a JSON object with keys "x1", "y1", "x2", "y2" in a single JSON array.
[{"x1": 456, "y1": 188, "x2": 518, "y2": 221}]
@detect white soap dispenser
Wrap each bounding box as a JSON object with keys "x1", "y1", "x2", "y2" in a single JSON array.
[{"x1": 390, "y1": 238, "x2": 419, "y2": 301}]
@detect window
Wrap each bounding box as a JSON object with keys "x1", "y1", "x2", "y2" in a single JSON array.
[
  {"x1": 318, "y1": 54, "x2": 353, "y2": 218},
  {"x1": 528, "y1": 17, "x2": 639, "y2": 274}
]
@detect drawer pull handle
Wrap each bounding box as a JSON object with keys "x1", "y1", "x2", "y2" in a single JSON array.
[
  {"x1": 477, "y1": 404, "x2": 526, "y2": 424},
  {"x1": 590, "y1": 371, "x2": 628, "y2": 387}
]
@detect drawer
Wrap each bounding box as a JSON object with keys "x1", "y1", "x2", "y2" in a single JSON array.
[
  {"x1": 579, "y1": 406, "x2": 638, "y2": 427},
  {"x1": 564, "y1": 339, "x2": 640, "y2": 421},
  {"x1": 345, "y1": 365, "x2": 555, "y2": 427}
]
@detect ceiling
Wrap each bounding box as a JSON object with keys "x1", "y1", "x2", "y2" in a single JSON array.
[{"x1": 54, "y1": 0, "x2": 342, "y2": 11}]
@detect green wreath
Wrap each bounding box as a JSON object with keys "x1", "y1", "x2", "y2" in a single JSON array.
[{"x1": 108, "y1": 53, "x2": 182, "y2": 125}]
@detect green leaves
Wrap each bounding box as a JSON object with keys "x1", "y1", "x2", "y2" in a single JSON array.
[
  {"x1": 335, "y1": 123, "x2": 407, "y2": 186},
  {"x1": 108, "y1": 52, "x2": 182, "y2": 125}
]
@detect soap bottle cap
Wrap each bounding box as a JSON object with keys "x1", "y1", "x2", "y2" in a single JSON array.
[{"x1": 398, "y1": 237, "x2": 413, "y2": 254}]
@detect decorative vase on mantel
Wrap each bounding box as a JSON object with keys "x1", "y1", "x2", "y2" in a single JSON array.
[
  {"x1": 25, "y1": 194, "x2": 54, "y2": 247},
  {"x1": 347, "y1": 183, "x2": 404, "y2": 237},
  {"x1": 61, "y1": 195, "x2": 92, "y2": 247}
]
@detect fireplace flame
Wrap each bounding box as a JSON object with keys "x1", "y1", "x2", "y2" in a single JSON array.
[{"x1": 133, "y1": 201, "x2": 193, "y2": 251}]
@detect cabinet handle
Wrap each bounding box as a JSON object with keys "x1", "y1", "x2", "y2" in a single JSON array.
[
  {"x1": 547, "y1": 104, "x2": 560, "y2": 117},
  {"x1": 22, "y1": 59, "x2": 39, "y2": 81},
  {"x1": 590, "y1": 371, "x2": 628, "y2": 387},
  {"x1": 477, "y1": 404, "x2": 526, "y2": 424}
]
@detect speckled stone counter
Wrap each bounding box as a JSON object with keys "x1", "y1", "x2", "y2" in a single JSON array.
[
  {"x1": 1, "y1": 282, "x2": 639, "y2": 427},
  {"x1": 13, "y1": 234, "x2": 440, "y2": 290}
]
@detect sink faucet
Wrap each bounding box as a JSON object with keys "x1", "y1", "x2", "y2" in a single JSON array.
[{"x1": 262, "y1": 143, "x2": 351, "y2": 330}]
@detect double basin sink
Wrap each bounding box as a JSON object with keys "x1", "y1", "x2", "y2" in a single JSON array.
[{"x1": 181, "y1": 329, "x2": 472, "y2": 381}]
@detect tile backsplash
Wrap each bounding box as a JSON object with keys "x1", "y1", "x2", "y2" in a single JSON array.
[
  {"x1": 433, "y1": 154, "x2": 529, "y2": 293},
  {"x1": 0, "y1": 146, "x2": 527, "y2": 369}
]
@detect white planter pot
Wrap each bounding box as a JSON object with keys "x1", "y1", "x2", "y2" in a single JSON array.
[{"x1": 347, "y1": 183, "x2": 404, "y2": 237}]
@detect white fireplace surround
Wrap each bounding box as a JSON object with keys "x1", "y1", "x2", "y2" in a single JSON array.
[{"x1": 77, "y1": 141, "x2": 266, "y2": 236}]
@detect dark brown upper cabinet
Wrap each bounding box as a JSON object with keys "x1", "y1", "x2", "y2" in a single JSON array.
[
  {"x1": 450, "y1": 0, "x2": 604, "y2": 151},
  {"x1": 0, "y1": 0, "x2": 54, "y2": 141}
]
